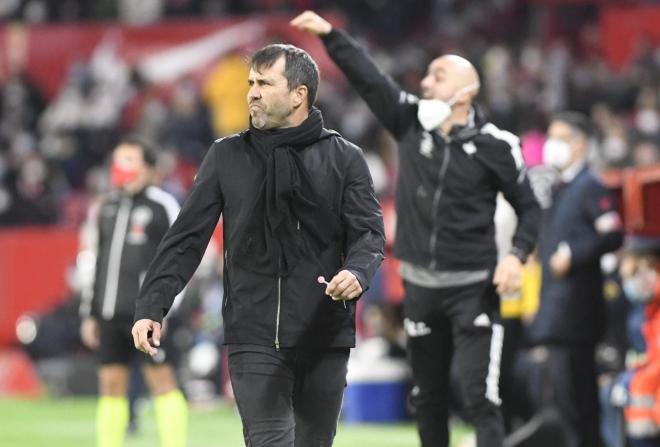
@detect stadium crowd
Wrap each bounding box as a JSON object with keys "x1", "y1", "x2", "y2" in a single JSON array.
[{"x1": 0, "y1": 1, "x2": 657, "y2": 227}]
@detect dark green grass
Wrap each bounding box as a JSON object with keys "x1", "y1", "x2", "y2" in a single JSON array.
[{"x1": 0, "y1": 398, "x2": 473, "y2": 447}]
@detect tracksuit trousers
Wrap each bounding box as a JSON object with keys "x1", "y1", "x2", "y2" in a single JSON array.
[{"x1": 403, "y1": 279, "x2": 505, "y2": 447}]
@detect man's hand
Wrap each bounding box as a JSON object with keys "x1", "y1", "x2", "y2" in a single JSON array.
[
  {"x1": 493, "y1": 254, "x2": 523, "y2": 295},
  {"x1": 550, "y1": 250, "x2": 571, "y2": 278},
  {"x1": 132, "y1": 319, "x2": 162, "y2": 357},
  {"x1": 290, "y1": 11, "x2": 333, "y2": 36},
  {"x1": 326, "y1": 270, "x2": 362, "y2": 301},
  {"x1": 80, "y1": 317, "x2": 99, "y2": 350}
]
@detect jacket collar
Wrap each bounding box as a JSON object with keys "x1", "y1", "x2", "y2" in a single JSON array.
[
  {"x1": 447, "y1": 103, "x2": 488, "y2": 143},
  {"x1": 561, "y1": 160, "x2": 587, "y2": 183}
]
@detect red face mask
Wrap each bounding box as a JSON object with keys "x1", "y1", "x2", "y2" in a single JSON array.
[{"x1": 110, "y1": 160, "x2": 139, "y2": 189}]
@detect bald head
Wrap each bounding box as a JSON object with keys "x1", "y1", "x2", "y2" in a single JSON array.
[
  {"x1": 439, "y1": 55, "x2": 480, "y2": 89},
  {"x1": 420, "y1": 54, "x2": 481, "y2": 105}
]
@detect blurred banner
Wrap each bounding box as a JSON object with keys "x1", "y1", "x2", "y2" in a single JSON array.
[
  {"x1": 600, "y1": 6, "x2": 660, "y2": 70},
  {"x1": 0, "y1": 17, "x2": 342, "y2": 99},
  {"x1": 602, "y1": 165, "x2": 660, "y2": 236},
  {"x1": 531, "y1": 3, "x2": 659, "y2": 71},
  {"x1": 0, "y1": 228, "x2": 78, "y2": 346}
]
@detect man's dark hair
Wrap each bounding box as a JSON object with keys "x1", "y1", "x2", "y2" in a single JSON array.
[
  {"x1": 249, "y1": 44, "x2": 320, "y2": 110},
  {"x1": 552, "y1": 111, "x2": 593, "y2": 140},
  {"x1": 118, "y1": 134, "x2": 159, "y2": 167}
]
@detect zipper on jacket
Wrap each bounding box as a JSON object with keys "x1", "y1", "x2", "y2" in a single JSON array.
[
  {"x1": 429, "y1": 136, "x2": 452, "y2": 270},
  {"x1": 275, "y1": 276, "x2": 282, "y2": 351},
  {"x1": 224, "y1": 249, "x2": 230, "y2": 308},
  {"x1": 101, "y1": 196, "x2": 132, "y2": 319}
]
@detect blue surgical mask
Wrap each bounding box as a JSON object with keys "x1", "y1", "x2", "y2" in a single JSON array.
[{"x1": 622, "y1": 269, "x2": 658, "y2": 303}]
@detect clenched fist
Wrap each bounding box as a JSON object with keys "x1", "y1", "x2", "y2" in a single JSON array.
[
  {"x1": 325, "y1": 270, "x2": 362, "y2": 301},
  {"x1": 290, "y1": 11, "x2": 333, "y2": 36},
  {"x1": 492, "y1": 254, "x2": 523, "y2": 295}
]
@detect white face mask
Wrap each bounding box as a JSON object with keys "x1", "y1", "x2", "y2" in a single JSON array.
[
  {"x1": 542, "y1": 138, "x2": 572, "y2": 170},
  {"x1": 417, "y1": 82, "x2": 480, "y2": 131}
]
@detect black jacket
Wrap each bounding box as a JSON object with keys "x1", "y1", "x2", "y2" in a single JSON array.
[
  {"x1": 81, "y1": 186, "x2": 181, "y2": 321},
  {"x1": 134, "y1": 126, "x2": 385, "y2": 348},
  {"x1": 322, "y1": 29, "x2": 541, "y2": 270},
  {"x1": 528, "y1": 167, "x2": 623, "y2": 345}
]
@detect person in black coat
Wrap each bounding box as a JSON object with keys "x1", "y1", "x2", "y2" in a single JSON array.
[
  {"x1": 292, "y1": 11, "x2": 542, "y2": 447},
  {"x1": 132, "y1": 44, "x2": 385, "y2": 447},
  {"x1": 527, "y1": 112, "x2": 624, "y2": 447}
]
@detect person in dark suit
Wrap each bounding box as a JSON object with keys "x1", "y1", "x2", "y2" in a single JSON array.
[{"x1": 527, "y1": 112, "x2": 624, "y2": 447}]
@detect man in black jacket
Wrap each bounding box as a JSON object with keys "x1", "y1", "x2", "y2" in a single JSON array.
[
  {"x1": 292, "y1": 11, "x2": 541, "y2": 447},
  {"x1": 528, "y1": 112, "x2": 624, "y2": 447},
  {"x1": 80, "y1": 137, "x2": 188, "y2": 447},
  {"x1": 132, "y1": 44, "x2": 385, "y2": 447}
]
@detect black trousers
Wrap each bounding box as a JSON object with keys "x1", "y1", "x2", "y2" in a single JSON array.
[
  {"x1": 227, "y1": 344, "x2": 349, "y2": 447},
  {"x1": 403, "y1": 280, "x2": 505, "y2": 447}
]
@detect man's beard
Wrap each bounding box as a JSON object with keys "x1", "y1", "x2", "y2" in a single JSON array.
[{"x1": 251, "y1": 113, "x2": 267, "y2": 129}]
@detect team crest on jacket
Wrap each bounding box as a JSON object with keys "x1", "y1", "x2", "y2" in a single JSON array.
[
  {"x1": 127, "y1": 206, "x2": 152, "y2": 244},
  {"x1": 462, "y1": 142, "x2": 477, "y2": 156},
  {"x1": 419, "y1": 132, "x2": 433, "y2": 158}
]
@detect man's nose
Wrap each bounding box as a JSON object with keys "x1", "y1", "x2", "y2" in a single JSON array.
[
  {"x1": 248, "y1": 85, "x2": 260, "y2": 101},
  {"x1": 420, "y1": 76, "x2": 431, "y2": 92}
]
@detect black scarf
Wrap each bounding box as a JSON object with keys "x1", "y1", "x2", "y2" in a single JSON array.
[{"x1": 234, "y1": 108, "x2": 342, "y2": 276}]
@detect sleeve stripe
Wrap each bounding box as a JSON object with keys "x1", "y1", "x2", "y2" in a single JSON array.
[
  {"x1": 145, "y1": 186, "x2": 185, "y2": 316},
  {"x1": 481, "y1": 123, "x2": 526, "y2": 183},
  {"x1": 399, "y1": 91, "x2": 418, "y2": 105},
  {"x1": 146, "y1": 186, "x2": 180, "y2": 225}
]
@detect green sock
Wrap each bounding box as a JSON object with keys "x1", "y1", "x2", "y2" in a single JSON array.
[
  {"x1": 154, "y1": 389, "x2": 189, "y2": 447},
  {"x1": 97, "y1": 396, "x2": 129, "y2": 447}
]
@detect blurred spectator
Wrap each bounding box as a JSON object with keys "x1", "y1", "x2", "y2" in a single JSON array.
[
  {"x1": 617, "y1": 236, "x2": 660, "y2": 446},
  {"x1": 202, "y1": 53, "x2": 249, "y2": 137},
  {"x1": 78, "y1": 136, "x2": 188, "y2": 447},
  {"x1": 527, "y1": 112, "x2": 624, "y2": 447},
  {"x1": 632, "y1": 139, "x2": 660, "y2": 168},
  {"x1": 161, "y1": 79, "x2": 214, "y2": 164},
  {"x1": 0, "y1": 72, "x2": 45, "y2": 139},
  {"x1": 0, "y1": 132, "x2": 57, "y2": 225},
  {"x1": 0, "y1": 1, "x2": 656, "y2": 227},
  {"x1": 39, "y1": 60, "x2": 127, "y2": 188},
  {"x1": 118, "y1": 0, "x2": 163, "y2": 24}
]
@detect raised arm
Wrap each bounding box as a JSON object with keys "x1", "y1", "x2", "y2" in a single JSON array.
[{"x1": 292, "y1": 11, "x2": 418, "y2": 139}]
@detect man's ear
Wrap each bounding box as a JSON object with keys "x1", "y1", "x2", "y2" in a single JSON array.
[
  {"x1": 292, "y1": 84, "x2": 308, "y2": 109},
  {"x1": 455, "y1": 90, "x2": 473, "y2": 106}
]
